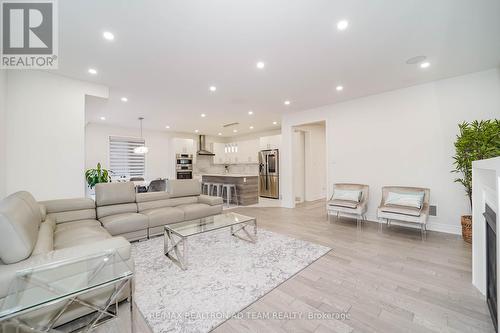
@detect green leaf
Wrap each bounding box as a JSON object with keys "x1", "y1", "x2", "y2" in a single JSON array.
[{"x1": 451, "y1": 118, "x2": 500, "y2": 207}]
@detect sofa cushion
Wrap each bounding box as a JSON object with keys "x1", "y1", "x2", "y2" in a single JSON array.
[
  {"x1": 95, "y1": 182, "x2": 136, "y2": 206},
  {"x1": 136, "y1": 192, "x2": 171, "y2": 203},
  {"x1": 55, "y1": 219, "x2": 101, "y2": 232},
  {"x1": 100, "y1": 213, "x2": 148, "y2": 236},
  {"x1": 328, "y1": 199, "x2": 358, "y2": 209},
  {"x1": 332, "y1": 189, "x2": 361, "y2": 202},
  {"x1": 0, "y1": 191, "x2": 42, "y2": 264},
  {"x1": 47, "y1": 209, "x2": 97, "y2": 224},
  {"x1": 54, "y1": 219, "x2": 111, "y2": 249},
  {"x1": 380, "y1": 204, "x2": 422, "y2": 217},
  {"x1": 139, "y1": 196, "x2": 198, "y2": 212},
  {"x1": 168, "y1": 179, "x2": 201, "y2": 198},
  {"x1": 32, "y1": 218, "x2": 55, "y2": 256},
  {"x1": 97, "y1": 203, "x2": 138, "y2": 219},
  {"x1": 385, "y1": 191, "x2": 424, "y2": 209},
  {"x1": 39, "y1": 204, "x2": 47, "y2": 221},
  {"x1": 178, "y1": 203, "x2": 222, "y2": 221},
  {"x1": 198, "y1": 195, "x2": 223, "y2": 206},
  {"x1": 142, "y1": 207, "x2": 185, "y2": 228}
]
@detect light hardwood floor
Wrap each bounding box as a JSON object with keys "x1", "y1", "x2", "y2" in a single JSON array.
[
  {"x1": 215, "y1": 200, "x2": 493, "y2": 333},
  {"x1": 127, "y1": 200, "x2": 494, "y2": 333}
]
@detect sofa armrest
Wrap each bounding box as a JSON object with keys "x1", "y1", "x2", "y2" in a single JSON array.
[
  {"x1": 0, "y1": 237, "x2": 132, "y2": 299},
  {"x1": 198, "y1": 195, "x2": 223, "y2": 206}
]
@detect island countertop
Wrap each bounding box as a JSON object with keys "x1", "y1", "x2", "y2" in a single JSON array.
[
  {"x1": 201, "y1": 174, "x2": 259, "y2": 206},
  {"x1": 200, "y1": 173, "x2": 258, "y2": 178}
]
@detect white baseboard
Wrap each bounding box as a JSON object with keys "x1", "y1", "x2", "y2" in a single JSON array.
[
  {"x1": 426, "y1": 222, "x2": 461, "y2": 235},
  {"x1": 364, "y1": 214, "x2": 461, "y2": 235}
]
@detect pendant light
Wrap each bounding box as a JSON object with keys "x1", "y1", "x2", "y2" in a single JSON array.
[{"x1": 134, "y1": 117, "x2": 149, "y2": 154}]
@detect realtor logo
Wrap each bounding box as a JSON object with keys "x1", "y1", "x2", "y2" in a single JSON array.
[{"x1": 1, "y1": 0, "x2": 58, "y2": 69}]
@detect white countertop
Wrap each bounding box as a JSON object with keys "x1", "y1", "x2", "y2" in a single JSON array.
[{"x1": 201, "y1": 173, "x2": 258, "y2": 177}]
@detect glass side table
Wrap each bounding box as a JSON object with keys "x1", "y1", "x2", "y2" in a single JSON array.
[{"x1": 0, "y1": 250, "x2": 134, "y2": 332}]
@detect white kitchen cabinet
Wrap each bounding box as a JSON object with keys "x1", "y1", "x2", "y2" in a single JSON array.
[
  {"x1": 259, "y1": 135, "x2": 282, "y2": 150},
  {"x1": 238, "y1": 139, "x2": 259, "y2": 163},
  {"x1": 212, "y1": 139, "x2": 259, "y2": 165},
  {"x1": 173, "y1": 138, "x2": 195, "y2": 155},
  {"x1": 213, "y1": 142, "x2": 226, "y2": 164}
]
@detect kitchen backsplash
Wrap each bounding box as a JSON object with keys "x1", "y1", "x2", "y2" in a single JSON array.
[{"x1": 194, "y1": 155, "x2": 259, "y2": 175}]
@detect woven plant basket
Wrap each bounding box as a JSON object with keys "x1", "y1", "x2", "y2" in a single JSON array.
[{"x1": 461, "y1": 215, "x2": 472, "y2": 243}]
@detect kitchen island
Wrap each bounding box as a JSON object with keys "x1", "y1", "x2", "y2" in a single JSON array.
[{"x1": 201, "y1": 174, "x2": 258, "y2": 206}]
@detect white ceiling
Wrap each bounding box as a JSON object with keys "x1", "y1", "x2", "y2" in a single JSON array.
[{"x1": 58, "y1": 0, "x2": 500, "y2": 136}]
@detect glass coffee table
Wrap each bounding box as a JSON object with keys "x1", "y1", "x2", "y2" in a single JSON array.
[
  {"x1": 164, "y1": 212, "x2": 257, "y2": 270},
  {"x1": 0, "y1": 250, "x2": 133, "y2": 332}
]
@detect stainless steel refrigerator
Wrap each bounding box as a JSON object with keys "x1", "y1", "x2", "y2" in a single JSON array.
[{"x1": 259, "y1": 149, "x2": 279, "y2": 199}]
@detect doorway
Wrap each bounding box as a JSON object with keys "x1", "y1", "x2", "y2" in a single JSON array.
[{"x1": 292, "y1": 121, "x2": 327, "y2": 203}]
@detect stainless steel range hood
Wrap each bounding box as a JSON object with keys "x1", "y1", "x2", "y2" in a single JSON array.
[{"x1": 197, "y1": 135, "x2": 215, "y2": 156}]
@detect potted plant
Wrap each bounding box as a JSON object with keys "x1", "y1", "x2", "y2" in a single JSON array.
[
  {"x1": 452, "y1": 119, "x2": 500, "y2": 243},
  {"x1": 85, "y1": 163, "x2": 112, "y2": 189}
]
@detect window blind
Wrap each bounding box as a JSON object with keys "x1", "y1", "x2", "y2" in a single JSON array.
[{"x1": 109, "y1": 136, "x2": 146, "y2": 177}]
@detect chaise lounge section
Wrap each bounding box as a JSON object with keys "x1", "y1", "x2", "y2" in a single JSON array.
[
  {"x1": 137, "y1": 179, "x2": 223, "y2": 237},
  {"x1": 0, "y1": 192, "x2": 132, "y2": 327}
]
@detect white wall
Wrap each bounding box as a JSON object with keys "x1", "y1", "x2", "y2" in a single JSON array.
[
  {"x1": 282, "y1": 68, "x2": 500, "y2": 234},
  {"x1": 5, "y1": 71, "x2": 108, "y2": 200},
  {"x1": 0, "y1": 70, "x2": 7, "y2": 199}
]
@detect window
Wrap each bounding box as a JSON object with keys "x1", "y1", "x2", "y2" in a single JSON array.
[{"x1": 109, "y1": 136, "x2": 145, "y2": 178}]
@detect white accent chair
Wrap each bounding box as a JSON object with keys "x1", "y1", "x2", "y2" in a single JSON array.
[
  {"x1": 326, "y1": 184, "x2": 369, "y2": 226},
  {"x1": 377, "y1": 186, "x2": 430, "y2": 240}
]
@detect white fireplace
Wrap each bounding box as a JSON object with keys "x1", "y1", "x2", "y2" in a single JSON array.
[{"x1": 472, "y1": 156, "x2": 500, "y2": 329}]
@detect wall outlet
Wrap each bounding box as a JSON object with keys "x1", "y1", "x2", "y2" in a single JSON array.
[
  {"x1": 243, "y1": 177, "x2": 247, "y2": 183},
  {"x1": 429, "y1": 205, "x2": 437, "y2": 216}
]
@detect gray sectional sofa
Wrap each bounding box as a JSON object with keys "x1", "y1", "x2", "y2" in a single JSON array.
[
  {"x1": 0, "y1": 179, "x2": 222, "y2": 327},
  {"x1": 95, "y1": 179, "x2": 223, "y2": 239}
]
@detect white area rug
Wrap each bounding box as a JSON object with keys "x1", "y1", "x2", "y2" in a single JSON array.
[{"x1": 131, "y1": 228, "x2": 331, "y2": 333}]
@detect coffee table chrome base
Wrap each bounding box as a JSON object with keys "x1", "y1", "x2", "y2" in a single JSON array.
[
  {"x1": 230, "y1": 220, "x2": 257, "y2": 243},
  {"x1": 164, "y1": 229, "x2": 188, "y2": 270},
  {"x1": 164, "y1": 219, "x2": 257, "y2": 270}
]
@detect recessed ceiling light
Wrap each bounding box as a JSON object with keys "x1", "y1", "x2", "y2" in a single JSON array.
[
  {"x1": 88, "y1": 68, "x2": 98, "y2": 75},
  {"x1": 337, "y1": 20, "x2": 349, "y2": 31},
  {"x1": 121, "y1": 97, "x2": 128, "y2": 102},
  {"x1": 273, "y1": 121, "x2": 278, "y2": 125},
  {"x1": 209, "y1": 86, "x2": 217, "y2": 92},
  {"x1": 248, "y1": 110, "x2": 254, "y2": 115},
  {"x1": 201, "y1": 113, "x2": 206, "y2": 118},
  {"x1": 284, "y1": 100, "x2": 291, "y2": 105},
  {"x1": 165, "y1": 125, "x2": 170, "y2": 129},
  {"x1": 233, "y1": 129, "x2": 238, "y2": 133},
  {"x1": 336, "y1": 85, "x2": 344, "y2": 92},
  {"x1": 195, "y1": 129, "x2": 199, "y2": 133},
  {"x1": 256, "y1": 61, "x2": 265, "y2": 69},
  {"x1": 249, "y1": 126, "x2": 254, "y2": 129},
  {"x1": 103, "y1": 31, "x2": 115, "y2": 41},
  {"x1": 218, "y1": 132, "x2": 222, "y2": 136},
  {"x1": 420, "y1": 62, "x2": 431, "y2": 69},
  {"x1": 100, "y1": 116, "x2": 106, "y2": 121}
]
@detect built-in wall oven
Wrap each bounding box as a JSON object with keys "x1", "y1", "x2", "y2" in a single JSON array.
[{"x1": 176, "y1": 154, "x2": 193, "y2": 179}]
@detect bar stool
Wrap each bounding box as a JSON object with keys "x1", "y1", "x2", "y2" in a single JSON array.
[
  {"x1": 222, "y1": 184, "x2": 239, "y2": 207},
  {"x1": 201, "y1": 182, "x2": 210, "y2": 195},
  {"x1": 211, "y1": 183, "x2": 223, "y2": 197}
]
